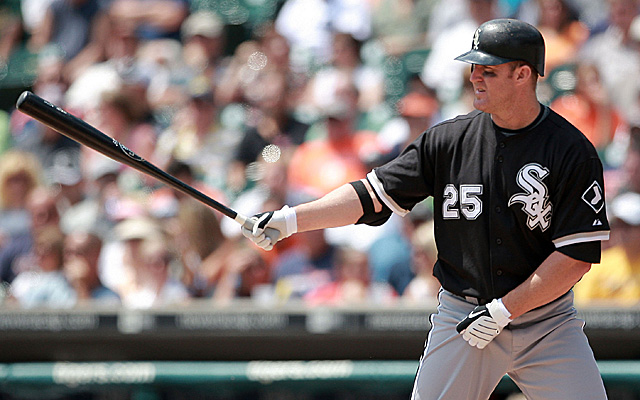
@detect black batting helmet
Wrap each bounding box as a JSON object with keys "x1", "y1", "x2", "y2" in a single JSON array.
[{"x1": 455, "y1": 18, "x2": 545, "y2": 76}]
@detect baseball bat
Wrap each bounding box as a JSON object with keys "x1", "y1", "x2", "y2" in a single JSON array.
[{"x1": 15, "y1": 91, "x2": 254, "y2": 229}]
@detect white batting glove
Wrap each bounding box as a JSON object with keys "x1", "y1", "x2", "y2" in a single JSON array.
[
  {"x1": 241, "y1": 205, "x2": 297, "y2": 251},
  {"x1": 456, "y1": 298, "x2": 512, "y2": 349}
]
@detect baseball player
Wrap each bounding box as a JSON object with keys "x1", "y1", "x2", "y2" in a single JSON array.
[{"x1": 243, "y1": 19, "x2": 610, "y2": 399}]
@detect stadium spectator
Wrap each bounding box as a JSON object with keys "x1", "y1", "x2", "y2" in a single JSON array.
[
  {"x1": 122, "y1": 233, "x2": 190, "y2": 309},
  {"x1": 63, "y1": 231, "x2": 120, "y2": 305},
  {"x1": 98, "y1": 213, "x2": 160, "y2": 299},
  {"x1": 533, "y1": 0, "x2": 589, "y2": 73},
  {"x1": 30, "y1": 45, "x2": 69, "y2": 108},
  {"x1": 48, "y1": 149, "x2": 100, "y2": 235},
  {"x1": 287, "y1": 80, "x2": 383, "y2": 199},
  {"x1": 274, "y1": 0, "x2": 372, "y2": 70},
  {"x1": 0, "y1": 2, "x2": 24, "y2": 64},
  {"x1": 425, "y1": 0, "x2": 470, "y2": 46},
  {"x1": 373, "y1": 86, "x2": 441, "y2": 167},
  {"x1": 215, "y1": 23, "x2": 299, "y2": 108},
  {"x1": 550, "y1": 61, "x2": 627, "y2": 162},
  {"x1": 108, "y1": 0, "x2": 189, "y2": 42},
  {"x1": 303, "y1": 32, "x2": 385, "y2": 117},
  {"x1": 403, "y1": 219, "x2": 441, "y2": 303},
  {"x1": 270, "y1": 229, "x2": 336, "y2": 300},
  {"x1": 603, "y1": 126, "x2": 640, "y2": 201},
  {"x1": 370, "y1": 0, "x2": 433, "y2": 56},
  {"x1": 82, "y1": 88, "x2": 158, "y2": 190},
  {"x1": 287, "y1": 78, "x2": 397, "y2": 253},
  {"x1": 0, "y1": 151, "x2": 42, "y2": 245},
  {"x1": 8, "y1": 225, "x2": 75, "y2": 309},
  {"x1": 67, "y1": 156, "x2": 124, "y2": 240},
  {"x1": 214, "y1": 39, "x2": 262, "y2": 106},
  {"x1": 155, "y1": 76, "x2": 242, "y2": 192},
  {"x1": 11, "y1": 119, "x2": 80, "y2": 182},
  {"x1": 421, "y1": 0, "x2": 500, "y2": 110},
  {"x1": 0, "y1": 186, "x2": 60, "y2": 285},
  {"x1": 578, "y1": 0, "x2": 640, "y2": 123},
  {"x1": 573, "y1": 192, "x2": 640, "y2": 305},
  {"x1": 304, "y1": 246, "x2": 396, "y2": 306},
  {"x1": 165, "y1": 199, "x2": 233, "y2": 298},
  {"x1": 180, "y1": 10, "x2": 226, "y2": 85},
  {"x1": 255, "y1": 22, "x2": 296, "y2": 77},
  {"x1": 64, "y1": 18, "x2": 152, "y2": 113},
  {"x1": 229, "y1": 69, "x2": 309, "y2": 193},
  {"x1": 209, "y1": 243, "x2": 273, "y2": 304},
  {"x1": 11, "y1": 66, "x2": 81, "y2": 178},
  {"x1": 367, "y1": 202, "x2": 433, "y2": 297},
  {"x1": 28, "y1": 0, "x2": 111, "y2": 84}
]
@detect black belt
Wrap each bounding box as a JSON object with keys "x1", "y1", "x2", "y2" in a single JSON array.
[
  {"x1": 448, "y1": 291, "x2": 492, "y2": 306},
  {"x1": 464, "y1": 296, "x2": 491, "y2": 306}
]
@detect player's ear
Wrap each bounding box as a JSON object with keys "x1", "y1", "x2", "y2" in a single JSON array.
[{"x1": 513, "y1": 63, "x2": 533, "y2": 85}]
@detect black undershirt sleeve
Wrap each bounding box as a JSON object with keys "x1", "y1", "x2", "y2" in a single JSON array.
[{"x1": 556, "y1": 241, "x2": 601, "y2": 264}]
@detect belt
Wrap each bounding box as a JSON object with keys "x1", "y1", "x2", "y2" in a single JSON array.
[
  {"x1": 448, "y1": 292, "x2": 491, "y2": 306},
  {"x1": 444, "y1": 290, "x2": 492, "y2": 306},
  {"x1": 464, "y1": 296, "x2": 491, "y2": 306}
]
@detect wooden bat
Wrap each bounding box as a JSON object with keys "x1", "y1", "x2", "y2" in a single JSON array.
[{"x1": 15, "y1": 91, "x2": 254, "y2": 229}]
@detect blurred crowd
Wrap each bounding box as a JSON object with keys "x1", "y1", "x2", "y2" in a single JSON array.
[{"x1": 0, "y1": 0, "x2": 639, "y2": 310}]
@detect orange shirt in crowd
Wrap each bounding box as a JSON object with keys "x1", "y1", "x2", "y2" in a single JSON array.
[{"x1": 287, "y1": 131, "x2": 382, "y2": 198}]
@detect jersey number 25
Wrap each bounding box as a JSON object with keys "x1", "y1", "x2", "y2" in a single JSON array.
[{"x1": 443, "y1": 184, "x2": 483, "y2": 220}]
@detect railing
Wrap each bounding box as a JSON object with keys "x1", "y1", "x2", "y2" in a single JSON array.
[{"x1": 0, "y1": 300, "x2": 638, "y2": 362}]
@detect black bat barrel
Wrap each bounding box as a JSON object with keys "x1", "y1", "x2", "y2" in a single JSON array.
[{"x1": 15, "y1": 91, "x2": 241, "y2": 222}]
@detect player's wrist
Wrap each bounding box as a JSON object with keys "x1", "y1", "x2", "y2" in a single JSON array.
[
  {"x1": 279, "y1": 205, "x2": 298, "y2": 236},
  {"x1": 488, "y1": 298, "x2": 512, "y2": 328}
]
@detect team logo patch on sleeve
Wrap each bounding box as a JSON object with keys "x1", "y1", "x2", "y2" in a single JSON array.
[{"x1": 582, "y1": 181, "x2": 604, "y2": 213}]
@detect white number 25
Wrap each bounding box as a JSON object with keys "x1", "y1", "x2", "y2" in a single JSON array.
[{"x1": 442, "y1": 184, "x2": 483, "y2": 220}]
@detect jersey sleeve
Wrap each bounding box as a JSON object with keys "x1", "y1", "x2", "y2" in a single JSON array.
[
  {"x1": 557, "y1": 241, "x2": 601, "y2": 264},
  {"x1": 550, "y1": 157, "x2": 610, "y2": 250},
  {"x1": 368, "y1": 133, "x2": 434, "y2": 216}
]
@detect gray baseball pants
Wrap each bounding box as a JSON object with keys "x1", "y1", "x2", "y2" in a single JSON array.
[{"x1": 411, "y1": 289, "x2": 607, "y2": 400}]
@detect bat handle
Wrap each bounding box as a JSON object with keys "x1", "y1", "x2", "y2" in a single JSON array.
[
  {"x1": 236, "y1": 213, "x2": 255, "y2": 231},
  {"x1": 236, "y1": 212, "x2": 282, "y2": 248}
]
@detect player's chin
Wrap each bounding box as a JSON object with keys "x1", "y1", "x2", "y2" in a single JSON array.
[{"x1": 472, "y1": 98, "x2": 490, "y2": 112}]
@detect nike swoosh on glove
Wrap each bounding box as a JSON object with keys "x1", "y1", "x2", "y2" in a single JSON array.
[
  {"x1": 456, "y1": 298, "x2": 512, "y2": 349},
  {"x1": 241, "y1": 205, "x2": 297, "y2": 251}
]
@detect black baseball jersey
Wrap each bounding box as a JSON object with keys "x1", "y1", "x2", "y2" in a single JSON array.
[{"x1": 369, "y1": 105, "x2": 610, "y2": 299}]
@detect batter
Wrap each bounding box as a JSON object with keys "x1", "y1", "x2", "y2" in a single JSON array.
[{"x1": 243, "y1": 19, "x2": 610, "y2": 400}]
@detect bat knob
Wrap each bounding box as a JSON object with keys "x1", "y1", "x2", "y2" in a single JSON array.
[{"x1": 15, "y1": 91, "x2": 32, "y2": 110}]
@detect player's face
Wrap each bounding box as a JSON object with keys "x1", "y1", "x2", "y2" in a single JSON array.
[{"x1": 469, "y1": 63, "x2": 517, "y2": 114}]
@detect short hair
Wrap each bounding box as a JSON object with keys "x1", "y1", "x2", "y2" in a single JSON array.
[{"x1": 0, "y1": 150, "x2": 42, "y2": 209}]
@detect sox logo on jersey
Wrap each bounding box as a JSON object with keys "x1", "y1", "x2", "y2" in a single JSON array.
[{"x1": 508, "y1": 163, "x2": 552, "y2": 232}]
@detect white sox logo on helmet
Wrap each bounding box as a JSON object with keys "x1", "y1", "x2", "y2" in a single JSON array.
[
  {"x1": 473, "y1": 29, "x2": 481, "y2": 50},
  {"x1": 508, "y1": 163, "x2": 552, "y2": 231}
]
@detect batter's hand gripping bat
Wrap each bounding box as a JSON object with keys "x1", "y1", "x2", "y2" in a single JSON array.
[{"x1": 16, "y1": 91, "x2": 255, "y2": 230}]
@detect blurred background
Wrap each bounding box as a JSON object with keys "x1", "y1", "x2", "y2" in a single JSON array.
[{"x1": 1, "y1": 0, "x2": 640, "y2": 398}]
